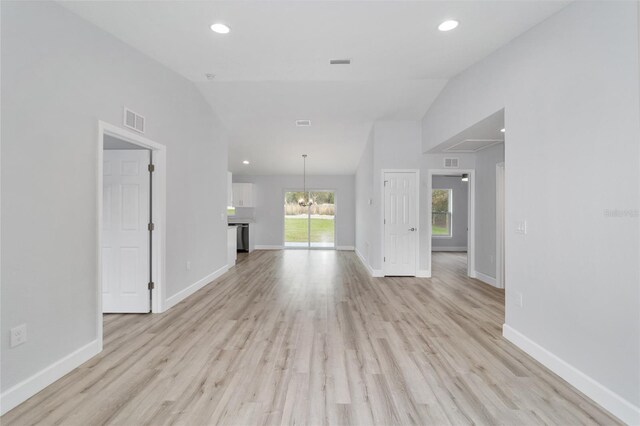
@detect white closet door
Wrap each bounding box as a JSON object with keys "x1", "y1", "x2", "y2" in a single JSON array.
[{"x1": 103, "y1": 150, "x2": 150, "y2": 313}]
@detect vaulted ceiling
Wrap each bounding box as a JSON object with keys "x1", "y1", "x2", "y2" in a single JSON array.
[{"x1": 61, "y1": 1, "x2": 569, "y2": 174}]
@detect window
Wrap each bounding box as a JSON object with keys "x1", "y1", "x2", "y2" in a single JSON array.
[
  {"x1": 284, "y1": 191, "x2": 335, "y2": 248},
  {"x1": 432, "y1": 189, "x2": 452, "y2": 237}
]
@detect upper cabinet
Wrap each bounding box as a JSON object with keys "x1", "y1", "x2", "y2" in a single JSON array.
[
  {"x1": 232, "y1": 183, "x2": 255, "y2": 207},
  {"x1": 227, "y1": 172, "x2": 233, "y2": 207}
]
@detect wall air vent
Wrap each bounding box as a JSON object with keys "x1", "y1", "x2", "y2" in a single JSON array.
[
  {"x1": 296, "y1": 120, "x2": 311, "y2": 127},
  {"x1": 444, "y1": 157, "x2": 459, "y2": 168},
  {"x1": 330, "y1": 59, "x2": 351, "y2": 65},
  {"x1": 123, "y1": 107, "x2": 145, "y2": 134}
]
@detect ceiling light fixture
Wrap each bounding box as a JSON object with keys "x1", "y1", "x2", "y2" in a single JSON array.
[
  {"x1": 298, "y1": 155, "x2": 315, "y2": 207},
  {"x1": 500, "y1": 128, "x2": 506, "y2": 133},
  {"x1": 438, "y1": 20, "x2": 459, "y2": 32},
  {"x1": 242, "y1": 160, "x2": 250, "y2": 165},
  {"x1": 210, "y1": 23, "x2": 230, "y2": 34}
]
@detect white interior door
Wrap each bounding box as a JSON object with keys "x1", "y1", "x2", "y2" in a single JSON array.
[
  {"x1": 384, "y1": 172, "x2": 418, "y2": 276},
  {"x1": 103, "y1": 150, "x2": 151, "y2": 313}
]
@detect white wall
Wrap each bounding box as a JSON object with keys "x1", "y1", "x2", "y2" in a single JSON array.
[
  {"x1": 232, "y1": 175, "x2": 355, "y2": 248},
  {"x1": 421, "y1": 1, "x2": 640, "y2": 421},
  {"x1": 355, "y1": 130, "x2": 375, "y2": 264},
  {"x1": 1, "y1": 0, "x2": 229, "y2": 410},
  {"x1": 474, "y1": 143, "x2": 504, "y2": 277},
  {"x1": 354, "y1": 121, "x2": 422, "y2": 272},
  {"x1": 431, "y1": 176, "x2": 468, "y2": 250}
]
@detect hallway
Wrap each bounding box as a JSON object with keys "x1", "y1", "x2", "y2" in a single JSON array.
[{"x1": 2, "y1": 250, "x2": 619, "y2": 425}]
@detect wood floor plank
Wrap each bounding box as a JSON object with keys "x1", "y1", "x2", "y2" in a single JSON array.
[{"x1": 1, "y1": 250, "x2": 621, "y2": 425}]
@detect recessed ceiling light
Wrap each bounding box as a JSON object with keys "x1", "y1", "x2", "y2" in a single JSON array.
[
  {"x1": 438, "y1": 20, "x2": 459, "y2": 32},
  {"x1": 500, "y1": 128, "x2": 506, "y2": 133},
  {"x1": 242, "y1": 160, "x2": 250, "y2": 165},
  {"x1": 210, "y1": 23, "x2": 230, "y2": 34}
]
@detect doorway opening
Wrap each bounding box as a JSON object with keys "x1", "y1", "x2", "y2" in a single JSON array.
[
  {"x1": 97, "y1": 121, "x2": 166, "y2": 346},
  {"x1": 284, "y1": 190, "x2": 335, "y2": 249},
  {"x1": 426, "y1": 169, "x2": 476, "y2": 278},
  {"x1": 430, "y1": 173, "x2": 471, "y2": 276}
]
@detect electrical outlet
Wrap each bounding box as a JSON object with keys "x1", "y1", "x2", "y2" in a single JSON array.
[
  {"x1": 186, "y1": 261, "x2": 191, "y2": 271},
  {"x1": 511, "y1": 291, "x2": 523, "y2": 308},
  {"x1": 11, "y1": 324, "x2": 27, "y2": 348}
]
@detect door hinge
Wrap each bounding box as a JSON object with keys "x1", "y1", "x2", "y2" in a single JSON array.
[
  {"x1": 148, "y1": 223, "x2": 155, "y2": 231},
  {"x1": 384, "y1": 180, "x2": 388, "y2": 186},
  {"x1": 148, "y1": 281, "x2": 155, "y2": 290},
  {"x1": 148, "y1": 164, "x2": 155, "y2": 173},
  {"x1": 384, "y1": 257, "x2": 386, "y2": 262}
]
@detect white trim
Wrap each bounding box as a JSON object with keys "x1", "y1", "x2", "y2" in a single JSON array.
[
  {"x1": 426, "y1": 169, "x2": 475, "y2": 278},
  {"x1": 503, "y1": 325, "x2": 640, "y2": 425},
  {"x1": 0, "y1": 339, "x2": 100, "y2": 415},
  {"x1": 336, "y1": 246, "x2": 355, "y2": 251},
  {"x1": 496, "y1": 162, "x2": 505, "y2": 289},
  {"x1": 255, "y1": 245, "x2": 284, "y2": 250},
  {"x1": 432, "y1": 246, "x2": 468, "y2": 252},
  {"x1": 473, "y1": 270, "x2": 497, "y2": 287},
  {"x1": 355, "y1": 248, "x2": 384, "y2": 277},
  {"x1": 381, "y1": 169, "x2": 420, "y2": 277},
  {"x1": 416, "y1": 269, "x2": 431, "y2": 278},
  {"x1": 164, "y1": 264, "x2": 229, "y2": 311},
  {"x1": 98, "y1": 120, "x2": 167, "y2": 317}
]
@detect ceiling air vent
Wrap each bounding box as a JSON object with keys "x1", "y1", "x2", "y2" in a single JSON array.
[
  {"x1": 330, "y1": 59, "x2": 351, "y2": 65},
  {"x1": 296, "y1": 120, "x2": 311, "y2": 127},
  {"x1": 444, "y1": 157, "x2": 459, "y2": 168},
  {"x1": 123, "y1": 107, "x2": 145, "y2": 134}
]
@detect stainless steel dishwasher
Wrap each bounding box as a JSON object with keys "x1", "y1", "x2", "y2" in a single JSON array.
[{"x1": 229, "y1": 223, "x2": 249, "y2": 252}]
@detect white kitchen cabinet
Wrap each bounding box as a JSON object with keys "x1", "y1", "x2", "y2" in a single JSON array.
[
  {"x1": 227, "y1": 172, "x2": 233, "y2": 207},
  {"x1": 232, "y1": 183, "x2": 255, "y2": 207}
]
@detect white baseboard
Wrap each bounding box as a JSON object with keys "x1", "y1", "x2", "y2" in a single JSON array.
[
  {"x1": 255, "y1": 245, "x2": 284, "y2": 250},
  {"x1": 417, "y1": 269, "x2": 431, "y2": 278},
  {"x1": 164, "y1": 264, "x2": 229, "y2": 311},
  {"x1": 336, "y1": 246, "x2": 355, "y2": 251},
  {"x1": 503, "y1": 324, "x2": 640, "y2": 425},
  {"x1": 432, "y1": 246, "x2": 467, "y2": 252},
  {"x1": 0, "y1": 339, "x2": 101, "y2": 416},
  {"x1": 474, "y1": 270, "x2": 497, "y2": 287},
  {"x1": 355, "y1": 248, "x2": 381, "y2": 277}
]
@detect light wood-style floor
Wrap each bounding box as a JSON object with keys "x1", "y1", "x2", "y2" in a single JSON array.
[{"x1": 3, "y1": 250, "x2": 619, "y2": 425}]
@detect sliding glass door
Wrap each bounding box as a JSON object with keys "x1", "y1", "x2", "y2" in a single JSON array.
[{"x1": 284, "y1": 191, "x2": 335, "y2": 248}]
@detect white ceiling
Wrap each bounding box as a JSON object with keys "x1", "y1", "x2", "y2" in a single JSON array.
[{"x1": 60, "y1": 1, "x2": 568, "y2": 174}]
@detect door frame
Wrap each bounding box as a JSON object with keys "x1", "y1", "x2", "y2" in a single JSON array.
[
  {"x1": 496, "y1": 162, "x2": 505, "y2": 289},
  {"x1": 96, "y1": 121, "x2": 167, "y2": 346},
  {"x1": 282, "y1": 188, "x2": 337, "y2": 250},
  {"x1": 381, "y1": 169, "x2": 420, "y2": 277},
  {"x1": 426, "y1": 169, "x2": 476, "y2": 278}
]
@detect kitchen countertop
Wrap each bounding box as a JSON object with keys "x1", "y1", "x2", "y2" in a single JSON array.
[{"x1": 228, "y1": 218, "x2": 255, "y2": 224}]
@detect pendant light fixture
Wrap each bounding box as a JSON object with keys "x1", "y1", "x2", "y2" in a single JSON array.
[{"x1": 298, "y1": 154, "x2": 314, "y2": 207}]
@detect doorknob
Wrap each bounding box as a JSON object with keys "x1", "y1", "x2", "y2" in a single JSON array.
[{"x1": 409, "y1": 227, "x2": 416, "y2": 231}]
